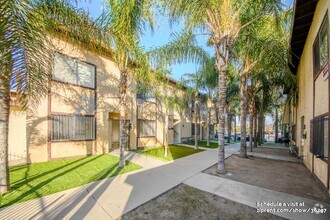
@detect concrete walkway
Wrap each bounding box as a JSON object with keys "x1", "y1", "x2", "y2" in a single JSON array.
[
  {"x1": 0, "y1": 144, "x2": 239, "y2": 220},
  {"x1": 1, "y1": 142, "x2": 328, "y2": 220},
  {"x1": 233, "y1": 151, "x2": 303, "y2": 163},
  {"x1": 185, "y1": 173, "x2": 330, "y2": 220}
]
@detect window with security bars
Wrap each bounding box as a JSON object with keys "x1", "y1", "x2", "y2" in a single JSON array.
[
  {"x1": 51, "y1": 115, "x2": 95, "y2": 141},
  {"x1": 138, "y1": 120, "x2": 156, "y2": 137},
  {"x1": 310, "y1": 116, "x2": 328, "y2": 159}
]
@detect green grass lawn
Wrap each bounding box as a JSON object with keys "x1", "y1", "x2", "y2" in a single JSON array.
[
  {"x1": 261, "y1": 142, "x2": 283, "y2": 147},
  {"x1": 138, "y1": 145, "x2": 204, "y2": 161},
  {"x1": 0, "y1": 154, "x2": 141, "y2": 208},
  {"x1": 186, "y1": 141, "x2": 235, "y2": 148}
]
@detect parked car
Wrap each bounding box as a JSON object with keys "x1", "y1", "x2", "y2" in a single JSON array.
[{"x1": 237, "y1": 135, "x2": 267, "y2": 142}]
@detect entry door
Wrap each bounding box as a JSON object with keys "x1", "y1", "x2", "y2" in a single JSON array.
[
  {"x1": 173, "y1": 120, "x2": 180, "y2": 144},
  {"x1": 110, "y1": 119, "x2": 130, "y2": 151},
  {"x1": 168, "y1": 116, "x2": 174, "y2": 144}
]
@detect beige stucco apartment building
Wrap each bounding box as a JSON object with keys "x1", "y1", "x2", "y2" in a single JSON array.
[
  {"x1": 286, "y1": 0, "x2": 329, "y2": 192},
  {"x1": 8, "y1": 35, "x2": 212, "y2": 165}
]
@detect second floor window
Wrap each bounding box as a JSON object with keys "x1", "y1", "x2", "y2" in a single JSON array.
[
  {"x1": 313, "y1": 14, "x2": 329, "y2": 78},
  {"x1": 53, "y1": 53, "x2": 96, "y2": 89},
  {"x1": 137, "y1": 83, "x2": 155, "y2": 102}
]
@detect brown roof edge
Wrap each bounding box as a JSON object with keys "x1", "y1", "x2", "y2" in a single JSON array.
[{"x1": 289, "y1": 0, "x2": 318, "y2": 75}]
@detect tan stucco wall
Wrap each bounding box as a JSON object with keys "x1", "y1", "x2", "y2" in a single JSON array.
[
  {"x1": 51, "y1": 141, "x2": 94, "y2": 158},
  {"x1": 51, "y1": 81, "x2": 95, "y2": 115},
  {"x1": 295, "y1": 0, "x2": 329, "y2": 187},
  {"x1": 8, "y1": 106, "x2": 27, "y2": 166},
  {"x1": 27, "y1": 96, "x2": 49, "y2": 163},
  {"x1": 314, "y1": 76, "x2": 329, "y2": 116}
]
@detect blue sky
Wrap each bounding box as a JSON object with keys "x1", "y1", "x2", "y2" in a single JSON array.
[{"x1": 78, "y1": 0, "x2": 293, "y2": 81}]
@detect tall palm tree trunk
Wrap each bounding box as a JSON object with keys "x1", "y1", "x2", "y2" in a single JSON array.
[
  {"x1": 262, "y1": 115, "x2": 265, "y2": 144},
  {"x1": 206, "y1": 107, "x2": 210, "y2": 147},
  {"x1": 253, "y1": 111, "x2": 258, "y2": 148},
  {"x1": 234, "y1": 115, "x2": 237, "y2": 142},
  {"x1": 249, "y1": 109, "x2": 253, "y2": 152},
  {"x1": 119, "y1": 71, "x2": 128, "y2": 168},
  {"x1": 239, "y1": 71, "x2": 248, "y2": 158},
  {"x1": 258, "y1": 113, "x2": 262, "y2": 146},
  {"x1": 164, "y1": 111, "x2": 169, "y2": 157},
  {"x1": 216, "y1": 36, "x2": 229, "y2": 174},
  {"x1": 275, "y1": 108, "x2": 278, "y2": 143},
  {"x1": 0, "y1": 47, "x2": 11, "y2": 193},
  {"x1": 0, "y1": 74, "x2": 10, "y2": 193},
  {"x1": 194, "y1": 91, "x2": 198, "y2": 149},
  {"x1": 227, "y1": 113, "x2": 232, "y2": 144}
]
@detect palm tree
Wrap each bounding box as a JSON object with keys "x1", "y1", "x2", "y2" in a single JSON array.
[
  {"x1": 0, "y1": 0, "x2": 96, "y2": 193},
  {"x1": 100, "y1": 1, "x2": 154, "y2": 167},
  {"x1": 232, "y1": 6, "x2": 293, "y2": 156},
  {"x1": 153, "y1": 73, "x2": 180, "y2": 157},
  {"x1": 197, "y1": 57, "x2": 218, "y2": 147},
  {"x1": 226, "y1": 65, "x2": 240, "y2": 144},
  {"x1": 152, "y1": 0, "x2": 282, "y2": 174}
]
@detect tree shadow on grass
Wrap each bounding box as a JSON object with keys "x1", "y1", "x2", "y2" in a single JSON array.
[{"x1": 1, "y1": 155, "x2": 102, "y2": 208}]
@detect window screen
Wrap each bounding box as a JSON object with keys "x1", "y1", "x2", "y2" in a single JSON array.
[
  {"x1": 138, "y1": 120, "x2": 156, "y2": 137},
  {"x1": 313, "y1": 15, "x2": 329, "y2": 77},
  {"x1": 53, "y1": 53, "x2": 95, "y2": 88}
]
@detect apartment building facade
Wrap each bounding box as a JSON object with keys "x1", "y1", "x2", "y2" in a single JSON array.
[
  {"x1": 8, "y1": 36, "x2": 195, "y2": 164},
  {"x1": 286, "y1": 0, "x2": 329, "y2": 192}
]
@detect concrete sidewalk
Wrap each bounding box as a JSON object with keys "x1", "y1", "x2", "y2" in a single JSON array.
[
  {"x1": 233, "y1": 151, "x2": 303, "y2": 163},
  {"x1": 184, "y1": 173, "x2": 330, "y2": 220},
  {"x1": 0, "y1": 144, "x2": 240, "y2": 220}
]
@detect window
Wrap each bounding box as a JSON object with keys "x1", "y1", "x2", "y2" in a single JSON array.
[
  {"x1": 313, "y1": 14, "x2": 329, "y2": 77},
  {"x1": 310, "y1": 116, "x2": 328, "y2": 159},
  {"x1": 137, "y1": 93, "x2": 156, "y2": 102},
  {"x1": 53, "y1": 53, "x2": 95, "y2": 88},
  {"x1": 209, "y1": 125, "x2": 214, "y2": 136},
  {"x1": 51, "y1": 114, "x2": 95, "y2": 141},
  {"x1": 137, "y1": 83, "x2": 156, "y2": 102},
  {"x1": 138, "y1": 120, "x2": 156, "y2": 137}
]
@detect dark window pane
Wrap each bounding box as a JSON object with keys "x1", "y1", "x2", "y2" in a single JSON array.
[{"x1": 311, "y1": 116, "x2": 328, "y2": 159}]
